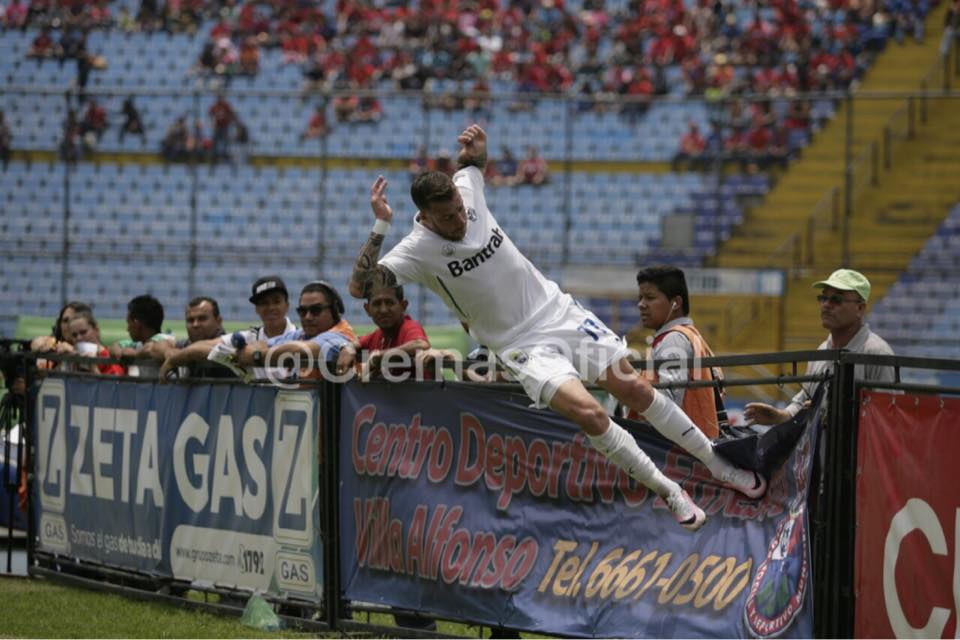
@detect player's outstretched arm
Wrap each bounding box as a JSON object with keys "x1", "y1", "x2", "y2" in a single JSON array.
[
  {"x1": 457, "y1": 124, "x2": 487, "y2": 171},
  {"x1": 349, "y1": 175, "x2": 400, "y2": 299}
]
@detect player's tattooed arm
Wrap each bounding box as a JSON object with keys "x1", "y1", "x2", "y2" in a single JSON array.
[
  {"x1": 456, "y1": 124, "x2": 487, "y2": 172},
  {"x1": 348, "y1": 232, "x2": 397, "y2": 299},
  {"x1": 350, "y1": 175, "x2": 398, "y2": 299}
]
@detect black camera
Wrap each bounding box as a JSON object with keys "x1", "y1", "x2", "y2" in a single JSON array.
[{"x1": 0, "y1": 339, "x2": 34, "y2": 397}]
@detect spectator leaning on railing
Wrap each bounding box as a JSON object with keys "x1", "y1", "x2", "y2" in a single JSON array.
[
  {"x1": 744, "y1": 269, "x2": 896, "y2": 427},
  {"x1": 31, "y1": 301, "x2": 93, "y2": 369},
  {"x1": 109, "y1": 294, "x2": 176, "y2": 378},
  {"x1": 335, "y1": 284, "x2": 431, "y2": 381},
  {"x1": 150, "y1": 296, "x2": 234, "y2": 380},
  {"x1": 159, "y1": 276, "x2": 298, "y2": 381},
  {"x1": 220, "y1": 281, "x2": 355, "y2": 383},
  {"x1": 67, "y1": 310, "x2": 126, "y2": 376}
]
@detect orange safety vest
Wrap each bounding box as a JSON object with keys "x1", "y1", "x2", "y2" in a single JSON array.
[{"x1": 629, "y1": 323, "x2": 724, "y2": 439}]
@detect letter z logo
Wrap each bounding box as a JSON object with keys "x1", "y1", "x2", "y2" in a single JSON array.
[
  {"x1": 272, "y1": 391, "x2": 316, "y2": 547},
  {"x1": 38, "y1": 379, "x2": 67, "y2": 513}
]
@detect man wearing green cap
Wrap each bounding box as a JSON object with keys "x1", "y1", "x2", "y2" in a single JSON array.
[{"x1": 744, "y1": 269, "x2": 895, "y2": 426}]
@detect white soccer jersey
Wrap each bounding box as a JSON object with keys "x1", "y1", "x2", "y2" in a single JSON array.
[{"x1": 380, "y1": 166, "x2": 563, "y2": 350}]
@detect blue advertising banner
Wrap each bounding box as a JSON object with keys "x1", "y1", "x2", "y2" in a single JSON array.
[
  {"x1": 339, "y1": 382, "x2": 818, "y2": 638},
  {"x1": 34, "y1": 377, "x2": 324, "y2": 601}
]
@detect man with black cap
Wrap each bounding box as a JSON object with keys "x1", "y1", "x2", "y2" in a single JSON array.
[
  {"x1": 744, "y1": 268, "x2": 895, "y2": 426},
  {"x1": 159, "y1": 276, "x2": 297, "y2": 380},
  {"x1": 247, "y1": 275, "x2": 298, "y2": 343}
]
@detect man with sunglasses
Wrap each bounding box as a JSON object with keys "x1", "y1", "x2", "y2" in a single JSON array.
[
  {"x1": 744, "y1": 269, "x2": 895, "y2": 426},
  {"x1": 231, "y1": 281, "x2": 356, "y2": 377}
]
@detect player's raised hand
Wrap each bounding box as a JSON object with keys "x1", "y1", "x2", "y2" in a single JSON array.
[
  {"x1": 370, "y1": 175, "x2": 393, "y2": 223},
  {"x1": 457, "y1": 124, "x2": 487, "y2": 169}
]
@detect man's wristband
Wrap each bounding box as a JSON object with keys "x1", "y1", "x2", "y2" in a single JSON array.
[{"x1": 372, "y1": 219, "x2": 390, "y2": 236}]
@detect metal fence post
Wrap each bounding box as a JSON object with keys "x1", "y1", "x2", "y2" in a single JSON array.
[
  {"x1": 883, "y1": 126, "x2": 891, "y2": 169},
  {"x1": 842, "y1": 94, "x2": 853, "y2": 267},
  {"x1": 814, "y1": 359, "x2": 857, "y2": 637},
  {"x1": 920, "y1": 81, "x2": 928, "y2": 125},
  {"x1": 833, "y1": 360, "x2": 859, "y2": 637},
  {"x1": 188, "y1": 90, "x2": 200, "y2": 297},
  {"x1": 320, "y1": 379, "x2": 342, "y2": 631},
  {"x1": 908, "y1": 97, "x2": 915, "y2": 139},
  {"x1": 61, "y1": 90, "x2": 73, "y2": 309},
  {"x1": 562, "y1": 100, "x2": 573, "y2": 265},
  {"x1": 24, "y1": 355, "x2": 36, "y2": 575}
]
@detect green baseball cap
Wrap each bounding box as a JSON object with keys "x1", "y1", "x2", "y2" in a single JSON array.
[{"x1": 812, "y1": 269, "x2": 871, "y2": 302}]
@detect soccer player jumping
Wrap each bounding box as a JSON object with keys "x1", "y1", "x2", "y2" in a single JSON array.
[{"x1": 348, "y1": 124, "x2": 765, "y2": 531}]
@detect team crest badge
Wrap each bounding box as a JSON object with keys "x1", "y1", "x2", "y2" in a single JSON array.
[
  {"x1": 508, "y1": 350, "x2": 529, "y2": 365},
  {"x1": 743, "y1": 506, "x2": 809, "y2": 637},
  {"x1": 467, "y1": 207, "x2": 478, "y2": 221},
  {"x1": 441, "y1": 244, "x2": 455, "y2": 257},
  {"x1": 743, "y1": 401, "x2": 816, "y2": 638}
]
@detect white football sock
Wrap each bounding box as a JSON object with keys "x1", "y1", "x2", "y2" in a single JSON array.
[
  {"x1": 641, "y1": 390, "x2": 730, "y2": 476},
  {"x1": 588, "y1": 419, "x2": 679, "y2": 497}
]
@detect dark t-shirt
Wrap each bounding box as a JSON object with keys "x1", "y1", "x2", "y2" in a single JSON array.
[{"x1": 176, "y1": 331, "x2": 236, "y2": 379}]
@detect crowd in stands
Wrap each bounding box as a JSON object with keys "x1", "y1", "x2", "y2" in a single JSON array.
[
  {"x1": 159, "y1": 93, "x2": 248, "y2": 163},
  {"x1": 409, "y1": 143, "x2": 550, "y2": 186},
  {"x1": 1, "y1": 0, "x2": 939, "y2": 170},
  {"x1": 57, "y1": 94, "x2": 146, "y2": 161},
  {"x1": 6, "y1": 0, "x2": 932, "y2": 99},
  {"x1": 671, "y1": 98, "x2": 795, "y2": 173}
]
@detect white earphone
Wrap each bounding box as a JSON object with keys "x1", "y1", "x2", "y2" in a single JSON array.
[{"x1": 670, "y1": 302, "x2": 677, "y2": 311}]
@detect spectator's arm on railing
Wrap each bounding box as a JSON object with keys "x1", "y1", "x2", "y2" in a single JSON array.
[
  {"x1": 743, "y1": 402, "x2": 793, "y2": 426},
  {"x1": 364, "y1": 338, "x2": 431, "y2": 378},
  {"x1": 157, "y1": 338, "x2": 222, "y2": 381},
  {"x1": 140, "y1": 338, "x2": 177, "y2": 362}
]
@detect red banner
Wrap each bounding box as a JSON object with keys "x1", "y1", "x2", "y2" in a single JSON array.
[{"x1": 855, "y1": 390, "x2": 960, "y2": 638}]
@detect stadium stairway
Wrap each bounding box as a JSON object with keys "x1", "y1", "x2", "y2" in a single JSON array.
[{"x1": 712, "y1": 0, "x2": 960, "y2": 350}]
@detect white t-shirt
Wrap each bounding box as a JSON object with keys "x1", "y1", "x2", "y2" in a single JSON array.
[
  {"x1": 380, "y1": 166, "x2": 562, "y2": 350},
  {"x1": 226, "y1": 317, "x2": 298, "y2": 380}
]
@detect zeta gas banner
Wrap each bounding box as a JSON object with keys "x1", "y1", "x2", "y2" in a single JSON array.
[
  {"x1": 339, "y1": 382, "x2": 819, "y2": 638},
  {"x1": 854, "y1": 391, "x2": 960, "y2": 639},
  {"x1": 34, "y1": 376, "x2": 323, "y2": 601}
]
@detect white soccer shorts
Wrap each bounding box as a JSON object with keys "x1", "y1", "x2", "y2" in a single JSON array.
[{"x1": 495, "y1": 296, "x2": 632, "y2": 408}]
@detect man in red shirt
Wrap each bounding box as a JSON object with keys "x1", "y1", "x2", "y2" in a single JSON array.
[{"x1": 335, "y1": 285, "x2": 430, "y2": 380}]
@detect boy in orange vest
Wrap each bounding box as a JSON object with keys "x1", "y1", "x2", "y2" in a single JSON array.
[{"x1": 631, "y1": 265, "x2": 727, "y2": 439}]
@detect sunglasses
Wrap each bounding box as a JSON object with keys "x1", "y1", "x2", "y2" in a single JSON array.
[
  {"x1": 297, "y1": 303, "x2": 332, "y2": 317},
  {"x1": 816, "y1": 294, "x2": 862, "y2": 305}
]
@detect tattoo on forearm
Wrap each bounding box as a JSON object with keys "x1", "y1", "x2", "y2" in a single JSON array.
[
  {"x1": 351, "y1": 232, "x2": 397, "y2": 296},
  {"x1": 458, "y1": 149, "x2": 487, "y2": 171}
]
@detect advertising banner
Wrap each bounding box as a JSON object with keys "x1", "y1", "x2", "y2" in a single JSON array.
[
  {"x1": 855, "y1": 390, "x2": 960, "y2": 639},
  {"x1": 339, "y1": 382, "x2": 819, "y2": 637},
  {"x1": 34, "y1": 377, "x2": 323, "y2": 601}
]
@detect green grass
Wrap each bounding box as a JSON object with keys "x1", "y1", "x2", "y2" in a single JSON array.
[
  {"x1": 0, "y1": 577, "x2": 320, "y2": 638},
  {"x1": 0, "y1": 576, "x2": 547, "y2": 638}
]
